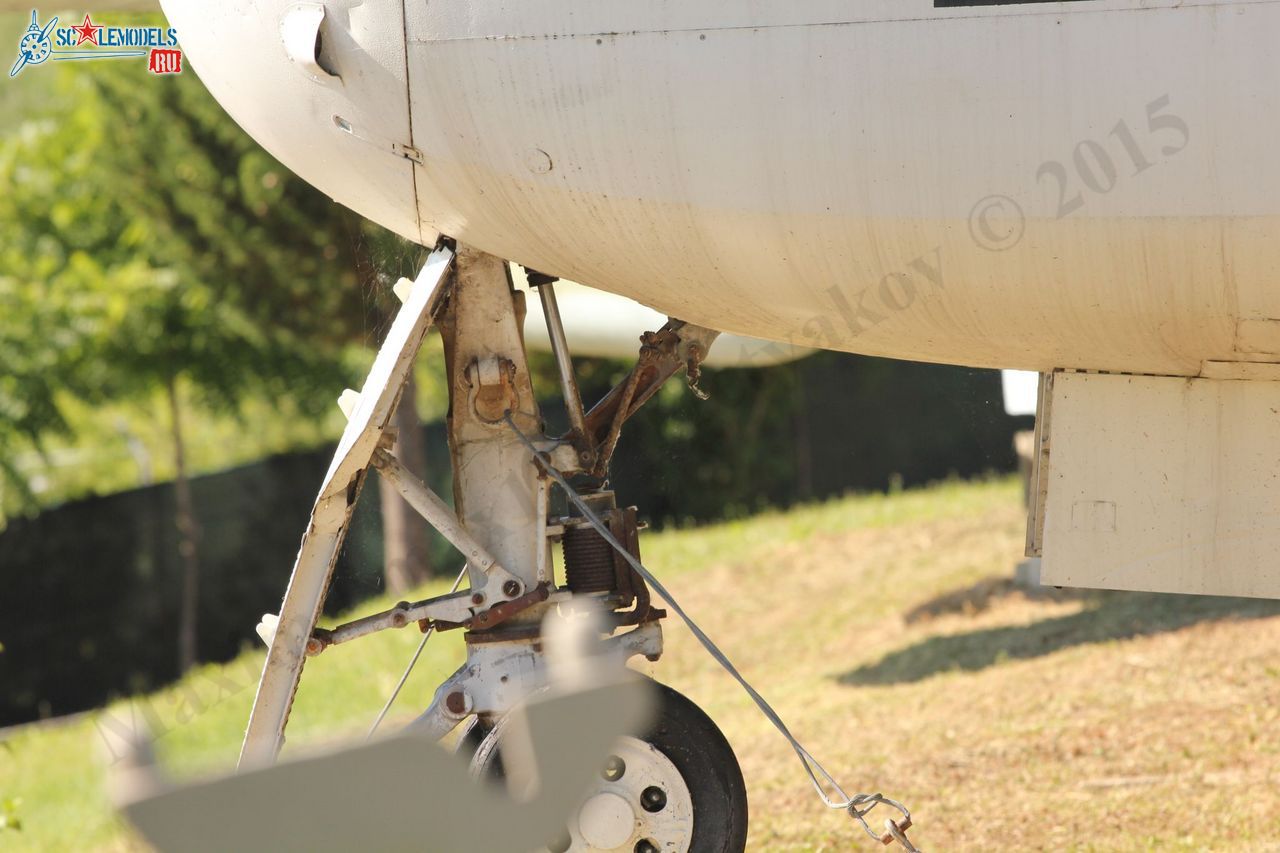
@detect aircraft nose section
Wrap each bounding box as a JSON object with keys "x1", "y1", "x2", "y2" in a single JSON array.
[{"x1": 159, "y1": 0, "x2": 428, "y2": 245}]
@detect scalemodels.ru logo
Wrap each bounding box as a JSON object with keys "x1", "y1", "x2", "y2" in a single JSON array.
[{"x1": 9, "y1": 10, "x2": 182, "y2": 78}]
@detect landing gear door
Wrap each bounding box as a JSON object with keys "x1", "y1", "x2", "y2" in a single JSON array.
[{"x1": 1039, "y1": 371, "x2": 1280, "y2": 598}]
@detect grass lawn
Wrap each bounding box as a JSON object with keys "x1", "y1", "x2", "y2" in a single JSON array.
[{"x1": 4, "y1": 475, "x2": 1280, "y2": 850}]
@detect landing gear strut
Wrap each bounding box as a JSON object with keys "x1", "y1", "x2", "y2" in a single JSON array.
[{"x1": 239, "y1": 241, "x2": 739, "y2": 851}]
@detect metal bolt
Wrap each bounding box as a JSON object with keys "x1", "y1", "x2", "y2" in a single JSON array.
[
  {"x1": 445, "y1": 691, "x2": 468, "y2": 715},
  {"x1": 503, "y1": 580, "x2": 521, "y2": 598},
  {"x1": 640, "y1": 786, "x2": 667, "y2": 813},
  {"x1": 471, "y1": 592, "x2": 486, "y2": 606},
  {"x1": 601, "y1": 755, "x2": 626, "y2": 782},
  {"x1": 634, "y1": 841, "x2": 659, "y2": 853}
]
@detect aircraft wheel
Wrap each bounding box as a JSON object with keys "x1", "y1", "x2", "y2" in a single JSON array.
[
  {"x1": 454, "y1": 715, "x2": 491, "y2": 758},
  {"x1": 469, "y1": 679, "x2": 748, "y2": 853}
]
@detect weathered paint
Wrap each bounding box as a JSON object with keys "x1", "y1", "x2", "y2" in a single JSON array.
[{"x1": 162, "y1": 0, "x2": 1280, "y2": 378}]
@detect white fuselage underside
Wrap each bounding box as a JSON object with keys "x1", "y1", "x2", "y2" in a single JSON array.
[{"x1": 162, "y1": 0, "x2": 1280, "y2": 376}]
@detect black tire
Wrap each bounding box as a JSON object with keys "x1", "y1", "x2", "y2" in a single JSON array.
[
  {"x1": 454, "y1": 715, "x2": 493, "y2": 759},
  {"x1": 469, "y1": 677, "x2": 748, "y2": 853}
]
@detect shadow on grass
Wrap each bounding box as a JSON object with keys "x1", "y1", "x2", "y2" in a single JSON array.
[{"x1": 838, "y1": 577, "x2": 1280, "y2": 687}]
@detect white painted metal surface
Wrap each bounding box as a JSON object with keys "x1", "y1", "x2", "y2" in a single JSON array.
[
  {"x1": 238, "y1": 247, "x2": 453, "y2": 769},
  {"x1": 160, "y1": 0, "x2": 424, "y2": 244},
  {"x1": 445, "y1": 247, "x2": 549, "y2": 593},
  {"x1": 518, "y1": 274, "x2": 813, "y2": 369},
  {"x1": 1040, "y1": 371, "x2": 1280, "y2": 598},
  {"x1": 162, "y1": 0, "x2": 1280, "y2": 379},
  {"x1": 569, "y1": 736, "x2": 694, "y2": 853}
]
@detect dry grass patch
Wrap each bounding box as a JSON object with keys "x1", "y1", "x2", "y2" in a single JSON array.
[
  {"x1": 649, "y1": 489, "x2": 1280, "y2": 851},
  {"x1": 6, "y1": 477, "x2": 1280, "y2": 850}
]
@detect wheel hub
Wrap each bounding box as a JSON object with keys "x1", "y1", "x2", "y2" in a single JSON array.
[
  {"x1": 559, "y1": 736, "x2": 693, "y2": 852},
  {"x1": 577, "y1": 792, "x2": 636, "y2": 849}
]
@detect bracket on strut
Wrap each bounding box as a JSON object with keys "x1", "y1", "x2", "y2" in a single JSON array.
[
  {"x1": 296, "y1": 448, "x2": 547, "y2": 656},
  {"x1": 525, "y1": 267, "x2": 721, "y2": 479},
  {"x1": 304, "y1": 582, "x2": 557, "y2": 657},
  {"x1": 430, "y1": 581, "x2": 554, "y2": 633},
  {"x1": 580, "y1": 319, "x2": 720, "y2": 477},
  {"x1": 466, "y1": 356, "x2": 520, "y2": 424}
]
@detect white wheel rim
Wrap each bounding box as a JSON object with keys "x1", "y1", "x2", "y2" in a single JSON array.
[{"x1": 543, "y1": 736, "x2": 695, "y2": 853}]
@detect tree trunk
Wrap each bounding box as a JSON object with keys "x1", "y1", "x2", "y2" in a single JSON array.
[
  {"x1": 379, "y1": 373, "x2": 433, "y2": 593},
  {"x1": 168, "y1": 376, "x2": 201, "y2": 675}
]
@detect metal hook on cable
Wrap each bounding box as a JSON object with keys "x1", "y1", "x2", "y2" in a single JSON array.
[{"x1": 849, "y1": 794, "x2": 919, "y2": 851}]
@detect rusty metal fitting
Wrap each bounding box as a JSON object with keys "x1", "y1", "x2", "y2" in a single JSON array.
[
  {"x1": 849, "y1": 795, "x2": 918, "y2": 852},
  {"x1": 467, "y1": 356, "x2": 519, "y2": 423},
  {"x1": 468, "y1": 583, "x2": 551, "y2": 632},
  {"x1": 444, "y1": 690, "x2": 471, "y2": 716},
  {"x1": 882, "y1": 817, "x2": 919, "y2": 851},
  {"x1": 305, "y1": 632, "x2": 329, "y2": 656}
]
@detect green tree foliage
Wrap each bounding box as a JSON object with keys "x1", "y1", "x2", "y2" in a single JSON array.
[
  {"x1": 0, "y1": 40, "x2": 425, "y2": 667},
  {"x1": 0, "y1": 45, "x2": 419, "y2": 504}
]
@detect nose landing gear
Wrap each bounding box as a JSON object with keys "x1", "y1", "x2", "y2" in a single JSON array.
[
  {"x1": 235, "y1": 242, "x2": 916, "y2": 851},
  {"x1": 440, "y1": 246, "x2": 745, "y2": 852},
  {"x1": 237, "y1": 242, "x2": 744, "y2": 851}
]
